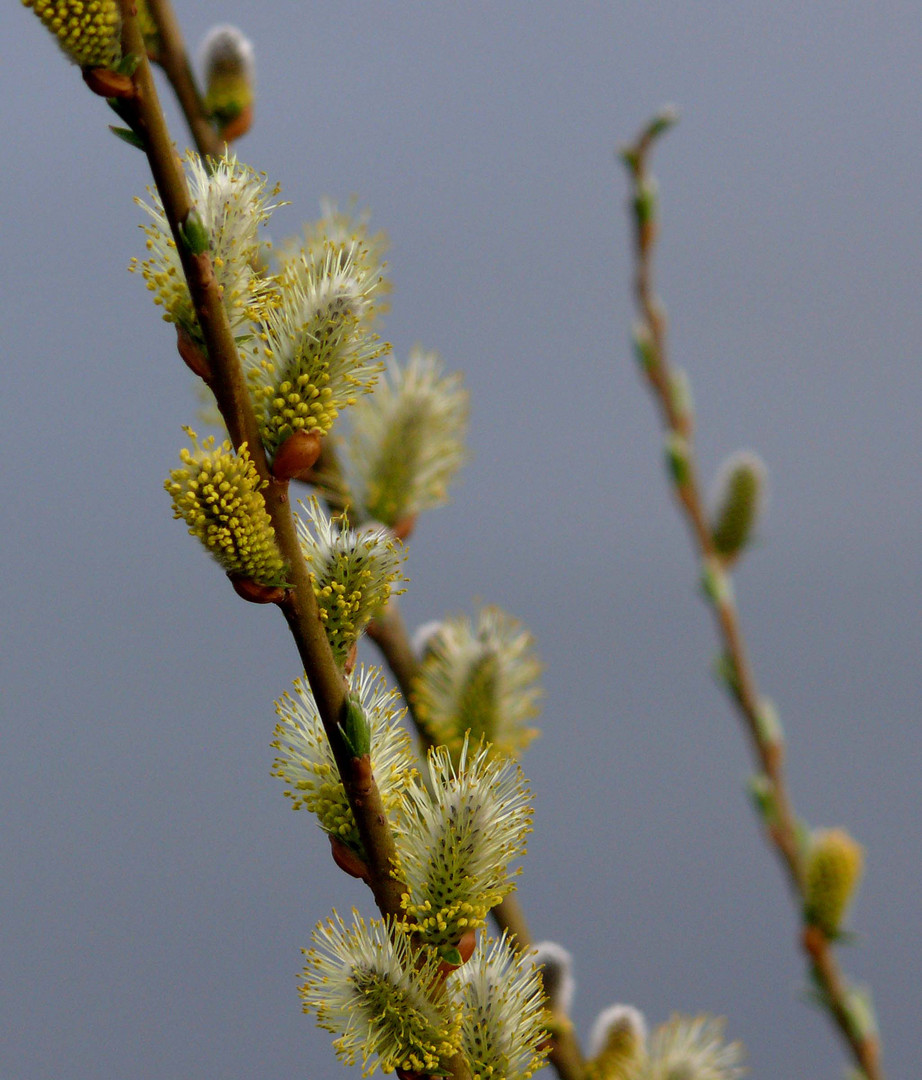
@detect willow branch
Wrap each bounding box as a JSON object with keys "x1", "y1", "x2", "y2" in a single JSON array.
[
  {"x1": 366, "y1": 609, "x2": 541, "y2": 951},
  {"x1": 145, "y1": 0, "x2": 223, "y2": 158},
  {"x1": 367, "y1": 605, "x2": 586, "y2": 1080},
  {"x1": 620, "y1": 111, "x2": 882, "y2": 1080},
  {"x1": 367, "y1": 609, "x2": 546, "y2": 957},
  {"x1": 367, "y1": 609, "x2": 537, "y2": 948},
  {"x1": 366, "y1": 603, "x2": 434, "y2": 748},
  {"x1": 116, "y1": 1, "x2": 406, "y2": 923}
]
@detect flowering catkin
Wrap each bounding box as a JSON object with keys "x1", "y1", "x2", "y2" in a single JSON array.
[
  {"x1": 23, "y1": 0, "x2": 122, "y2": 68},
  {"x1": 165, "y1": 431, "x2": 286, "y2": 587}
]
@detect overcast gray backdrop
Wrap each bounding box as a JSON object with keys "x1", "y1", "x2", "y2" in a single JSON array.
[{"x1": 2, "y1": 4, "x2": 920, "y2": 1079}]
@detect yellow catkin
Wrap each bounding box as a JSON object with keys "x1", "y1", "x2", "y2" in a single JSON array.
[
  {"x1": 805, "y1": 827, "x2": 864, "y2": 936},
  {"x1": 165, "y1": 435, "x2": 287, "y2": 586},
  {"x1": 711, "y1": 452, "x2": 765, "y2": 562},
  {"x1": 23, "y1": 0, "x2": 122, "y2": 68}
]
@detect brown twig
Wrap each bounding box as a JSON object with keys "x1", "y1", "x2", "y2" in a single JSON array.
[
  {"x1": 620, "y1": 109, "x2": 882, "y2": 1080},
  {"x1": 116, "y1": 1, "x2": 407, "y2": 924},
  {"x1": 145, "y1": 0, "x2": 223, "y2": 159},
  {"x1": 332, "y1": 480, "x2": 588, "y2": 1080},
  {"x1": 366, "y1": 603, "x2": 435, "y2": 748},
  {"x1": 367, "y1": 604, "x2": 586, "y2": 1080}
]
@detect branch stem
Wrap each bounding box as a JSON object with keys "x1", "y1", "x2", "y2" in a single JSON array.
[
  {"x1": 367, "y1": 604, "x2": 586, "y2": 1080},
  {"x1": 117, "y1": 0, "x2": 406, "y2": 923},
  {"x1": 621, "y1": 113, "x2": 882, "y2": 1080},
  {"x1": 145, "y1": 0, "x2": 223, "y2": 158}
]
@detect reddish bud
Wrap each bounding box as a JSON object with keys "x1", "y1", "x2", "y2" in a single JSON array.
[
  {"x1": 219, "y1": 102, "x2": 253, "y2": 142},
  {"x1": 271, "y1": 429, "x2": 323, "y2": 482},
  {"x1": 176, "y1": 325, "x2": 212, "y2": 381},
  {"x1": 329, "y1": 835, "x2": 370, "y2": 881},
  {"x1": 82, "y1": 67, "x2": 135, "y2": 99},
  {"x1": 436, "y1": 928, "x2": 477, "y2": 977},
  {"x1": 391, "y1": 514, "x2": 418, "y2": 542},
  {"x1": 456, "y1": 928, "x2": 477, "y2": 963},
  {"x1": 229, "y1": 574, "x2": 287, "y2": 605}
]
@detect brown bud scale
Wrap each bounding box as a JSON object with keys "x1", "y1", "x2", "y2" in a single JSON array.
[
  {"x1": 176, "y1": 325, "x2": 212, "y2": 380},
  {"x1": 82, "y1": 67, "x2": 136, "y2": 99},
  {"x1": 329, "y1": 835, "x2": 370, "y2": 881},
  {"x1": 219, "y1": 103, "x2": 253, "y2": 142},
  {"x1": 271, "y1": 430, "x2": 323, "y2": 482},
  {"x1": 391, "y1": 514, "x2": 418, "y2": 542},
  {"x1": 229, "y1": 574, "x2": 287, "y2": 605}
]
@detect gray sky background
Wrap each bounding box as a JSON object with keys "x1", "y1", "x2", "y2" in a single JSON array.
[{"x1": 2, "y1": 4, "x2": 920, "y2": 1079}]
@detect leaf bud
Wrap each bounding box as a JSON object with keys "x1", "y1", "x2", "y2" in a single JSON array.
[
  {"x1": 633, "y1": 177, "x2": 658, "y2": 230},
  {"x1": 436, "y1": 930, "x2": 476, "y2": 976},
  {"x1": 669, "y1": 366, "x2": 694, "y2": 434},
  {"x1": 631, "y1": 322, "x2": 657, "y2": 377},
  {"x1": 664, "y1": 432, "x2": 691, "y2": 490},
  {"x1": 843, "y1": 984, "x2": 878, "y2": 1044},
  {"x1": 747, "y1": 773, "x2": 777, "y2": 825},
  {"x1": 711, "y1": 650, "x2": 742, "y2": 704},
  {"x1": 108, "y1": 125, "x2": 144, "y2": 150},
  {"x1": 754, "y1": 697, "x2": 784, "y2": 763},
  {"x1": 114, "y1": 52, "x2": 140, "y2": 77},
  {"x1": 700, "y1": 556, "x2": 733, "y2": 607}
]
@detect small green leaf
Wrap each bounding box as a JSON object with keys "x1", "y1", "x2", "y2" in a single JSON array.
[
  {"x1": 664, "y1": 431, "x2": 690, "y2": 488},
  {"x1": 179, "y1": 210, "x2": 210, "y2": 255},
  {"x1": 438, "y1": 945, "x2": 463, "y2": 967},
  {"x1": 106, "y1": 95, "x2": 135, "y2": 123},
  {"x1": 115, "y1": 52, "x2": 141, "y2": 76},
  {"x1": 338, "y1": 694, "x2": 371, "y2": 758},
  {"x1": 109, "y1": 125, "x2": 145, "y2": 150}
]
